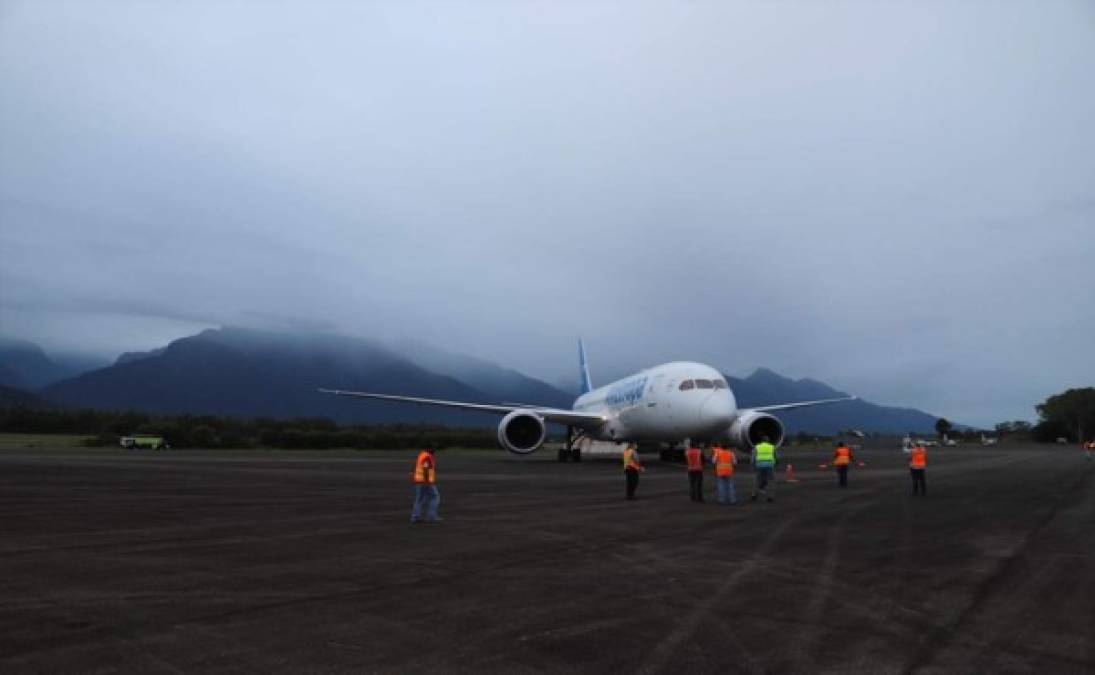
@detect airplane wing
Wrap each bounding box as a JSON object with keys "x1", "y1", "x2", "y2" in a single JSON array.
[
  {"x1": 743, "y1": 396, "x2": 857, "y2": 413},
  {"x1": 318, "y1": 389, "x2": 606, "y2": 428}
]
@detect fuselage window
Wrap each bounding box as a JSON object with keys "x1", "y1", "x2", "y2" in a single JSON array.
[
  {"x1": 695, "y1": 379, "x2": 714, "y2": 389},
  {"x1": 679, "y1": 380, "x2": 695, "y2": 391},
  {"x1": 714, "y1": 380, "x2": 728, "y2": 389}
]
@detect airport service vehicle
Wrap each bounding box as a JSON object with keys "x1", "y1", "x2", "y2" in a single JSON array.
[
  {"x1": 120, "y1": 435, "x2": 169, "y2": 450},
  {"x1": 981, "y1": 434, "x2": 998, "y2": 446},
  {"x1": 321, "y1": 341, "x2": 854, "y2": 461}
]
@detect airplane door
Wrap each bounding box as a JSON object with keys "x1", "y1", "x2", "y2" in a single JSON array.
[{"x1": 627, "y1": 374, "x2": 661, "y2": 436}]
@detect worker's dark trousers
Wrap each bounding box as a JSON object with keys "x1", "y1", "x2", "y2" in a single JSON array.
[
  {"x1": 910, "y1": 468, "x2": 926, "y2": 495},
  {"x1": 625, "y1": 468, "x2": 640, "y2": 499},
  {"x1": 688, "y1": 470, "x2": 704, "y2": 502},
  {"x1": 837, "y1": 465, "x2": 849, "y2": 487}
]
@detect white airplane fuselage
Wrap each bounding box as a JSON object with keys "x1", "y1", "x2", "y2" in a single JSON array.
[
  {"x1": 321, "y1": 342, "x2": 853, "y2": 455},
  {"x1": 572, "y1": 361, "x2": 737, "y2": 442}
]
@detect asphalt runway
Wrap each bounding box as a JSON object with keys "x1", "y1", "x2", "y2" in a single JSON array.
[{"x1": 1, "y1": 444, "x2": 1093, "y2": 674}]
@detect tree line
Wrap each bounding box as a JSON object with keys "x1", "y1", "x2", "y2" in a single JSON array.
[
  {"x1": 1033, "y1": 387, "x2": 1095, "y2": 443},
  {"x1": 0, "y1": 406, "x2": 498, "y2": 450},
  {"x1": 2, "y1": 386, "x2": 1091, "y2": 449},
  {"x1": 959, "y1": 387, "x2": 1094, "y2": 444}
]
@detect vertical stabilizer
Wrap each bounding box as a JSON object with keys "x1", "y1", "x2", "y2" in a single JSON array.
[{"x1": 578, "y1": 339, "x2": 594, "y2": 395}]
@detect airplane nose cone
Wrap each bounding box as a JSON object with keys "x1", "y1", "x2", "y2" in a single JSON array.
[{"x1": 700, "y1": 395, "x2": 734, "y2": 431}]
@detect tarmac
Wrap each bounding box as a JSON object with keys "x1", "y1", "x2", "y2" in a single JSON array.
[{"x1": 1, "y1": 443, "x2": 1093, "y2": 674}]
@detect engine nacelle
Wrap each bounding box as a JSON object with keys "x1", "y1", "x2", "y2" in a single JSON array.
[
  {"x1": 726, "y1": 411, "x2": 785, "y2": 450},
  {"x1": 497, "y1": 410, "x2": 547, "y2": 455}
]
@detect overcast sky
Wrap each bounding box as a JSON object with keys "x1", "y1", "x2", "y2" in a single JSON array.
[{"x1": 2, "y1": 0, "x2": 1093, "y2": 426}]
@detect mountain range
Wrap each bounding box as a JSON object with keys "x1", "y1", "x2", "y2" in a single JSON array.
[
  {"x1": 0, "y1": 337, "x2": 109, "y2": 389},
  {"x1": 1, "y1": 327, "x2": 943, "y2": 433}
]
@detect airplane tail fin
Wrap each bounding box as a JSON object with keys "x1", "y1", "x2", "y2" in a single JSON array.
[{"x1": 578, "y1": 338, "x2": 593, "y2": 395}]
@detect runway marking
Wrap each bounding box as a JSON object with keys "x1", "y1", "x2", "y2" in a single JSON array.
[{"x1": 636, "y1": 519, "x2": 795, "y2": 675}]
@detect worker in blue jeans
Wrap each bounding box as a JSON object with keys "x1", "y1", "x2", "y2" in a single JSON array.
[
  {"x1": 410, "y1": 447, "x2": 441, "y2": 523},
  {"x1": 751, "y1": 436, "x2": 778, "y2": 502}
]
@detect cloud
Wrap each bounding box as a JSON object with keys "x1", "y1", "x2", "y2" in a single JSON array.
[{"x1": 1, "y1": 0, "x2": 1093, "y2": 426}]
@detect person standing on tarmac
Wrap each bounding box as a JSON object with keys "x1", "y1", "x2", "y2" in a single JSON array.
[
  {"x1": 410, "y1": 446, "x2": 441, "y2": 524},
  {"x1": 908, "y1": 441, "x2": 927, "y2": 496},
  {"x1": 751, "y1": 436, "x2": 777, "y2": 502},
  {"x1": 833, "y1": 441, "x2": 853, "y2": 488},
  {"x1": 712, "y1": 443, "x2": 738, "y2": 505},
  {"x1": 623, "y1": 443, "x2": 644, "y2": 500},
  {"x1": 685, "y1": 442, "x2": 705, "y2": 502}
]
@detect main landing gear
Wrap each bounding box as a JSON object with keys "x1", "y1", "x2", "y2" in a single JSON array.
[
  {"x1": 557, "y1": 426, "x2": 583, "y2": 462},
  {"x1": 652, "y1": 440, "x2": 687, "y2": 462}
]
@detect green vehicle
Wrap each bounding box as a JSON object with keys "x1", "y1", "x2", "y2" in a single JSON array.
[{"x1": 120, "y1": 435, "x2": 169, "y2": 450}]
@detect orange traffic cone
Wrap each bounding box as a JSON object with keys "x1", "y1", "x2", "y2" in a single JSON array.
[{"x1": 785, "y1": 463, "x2": 799, "y2": 483}]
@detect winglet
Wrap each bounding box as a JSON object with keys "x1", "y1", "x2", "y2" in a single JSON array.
[{"x1": 578, "y1": 338, "x2": 593, "y2": 395}]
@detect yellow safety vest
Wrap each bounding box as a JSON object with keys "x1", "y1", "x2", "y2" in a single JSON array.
[{"x1": 755, "y1": 442, "x2": 776, "y2": 465}]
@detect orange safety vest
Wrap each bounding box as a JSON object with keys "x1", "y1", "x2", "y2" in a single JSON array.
[
  {"x1": 623, "y1": 447, "x2": 642, "y2": 471},
  {"x1": 909, "y1": 447, "x2": 927, "y2": 469},
  {"x1": 685, "y1": 447, "x2": 703, "y2": 471},
  {"x1": 413, "y1": 450, "x2": 435, "y2": 484},
  {"x1": 833, "y1": 447, "x2": 852, "y2": 466},
  {"x1": 713, "y1": 448, "x2": 735, "y2": 477}
]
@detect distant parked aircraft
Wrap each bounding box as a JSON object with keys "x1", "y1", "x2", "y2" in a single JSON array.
[{"x1": 321, "y1": 340, "x2": 855, "y2": 460}]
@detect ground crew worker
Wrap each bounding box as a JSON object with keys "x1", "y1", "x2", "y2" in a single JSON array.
[
  {"x1": 685, "y1": 442, "x2": 705, "y2": 502},
  {"x1": 833, "y1": 441, "x2": 853, "y2": 488},
  {"x1": 751, "y1": 435, "x2": 777, "y2": 502},
  {"x1": 712, "y1": 443, "x2": 738, "y2": 505},
  {"x1": 410, "y1": 446, "x2": 441, "y2": 523},
  {"x1": 908, "y1": 442, "x2": 927, "y2": 496},
  {"x1": 623, "y1": 443, "x2": 644, "y2": 500}
]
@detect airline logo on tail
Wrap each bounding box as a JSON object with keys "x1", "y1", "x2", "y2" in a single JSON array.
[{"x1": 578, "y1": 338, "x2": 593, "y2": 395}]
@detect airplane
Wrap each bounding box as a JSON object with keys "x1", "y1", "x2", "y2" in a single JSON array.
[{"x1": 320, "y1": 340, "x2": 856, "y2": 461}]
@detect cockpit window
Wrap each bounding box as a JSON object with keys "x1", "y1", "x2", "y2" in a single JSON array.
[
  {"x1": 714, "y1": 379, "x2": 728, "y2": 389},
  {"x1": 695, "y1": 379, "x2": 714, "y2": 389},
  {"x1": 679, "y1": 380, "x2": 695, "y2": 390}
]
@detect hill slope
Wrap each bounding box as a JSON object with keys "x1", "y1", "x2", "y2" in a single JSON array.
[
  {"x1": 39, "y1": 328, "x2": 943, "y2": 433},
  {"x1": 0, "y1": 384, "x2": 52, "y2": 408},
  {"x1": 42, "y1": 328, "x2": 562, "y2": 426},
  {"x1": 729, "y1": 368, "x2": 940, "y2": 434},
  {"x1": 0, "y1": 337, "x2": 110, "y2": 389},
  {"x1": 0, "y1": 337, "x2": 67, "y2": 388}
]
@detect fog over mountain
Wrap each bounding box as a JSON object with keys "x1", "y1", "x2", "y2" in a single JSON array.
[
  {"x1": 0, "y1": 337, "x2": 109, "y2": 389},
  {"x1": 2, "y1": 1, "x2": 1092, "y2": 427},
  {"x1": 16, "y1": 327, "x2": 941, "y2": 433}
]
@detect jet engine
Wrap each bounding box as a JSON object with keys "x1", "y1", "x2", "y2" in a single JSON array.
[
  {"x1": 727, "y1": 411, "x2": 785, "y2": 449},
  {"x1": 498, "y1": 410, "x2": 546, "y2": 455}
]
